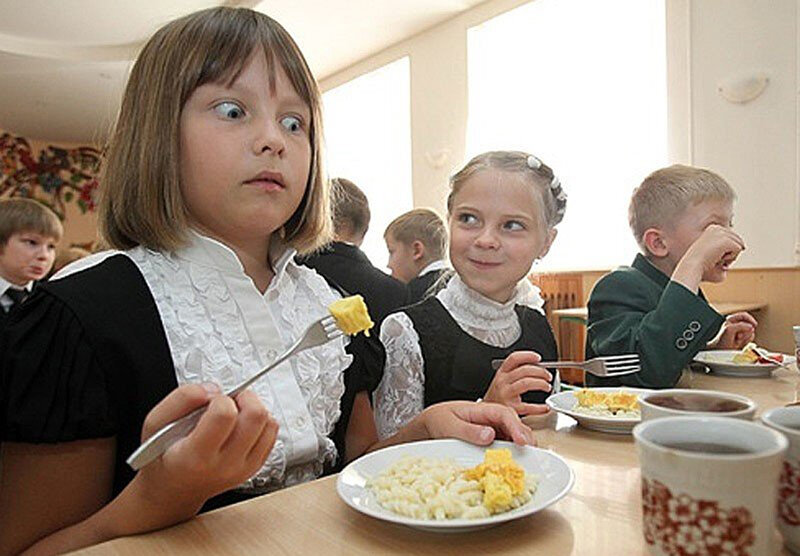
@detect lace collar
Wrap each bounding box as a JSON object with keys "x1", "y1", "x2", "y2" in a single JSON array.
[{"x1": 436, "y1": 274, "x2": 543, "y2": 332}]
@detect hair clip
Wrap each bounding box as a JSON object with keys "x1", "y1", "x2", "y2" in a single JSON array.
[
  {"x1": 527, "y1": 155, "x2": 542, "y2": 170},
  {"x1": 550, "y1": 176, "x2": 560, "y2": 190}
]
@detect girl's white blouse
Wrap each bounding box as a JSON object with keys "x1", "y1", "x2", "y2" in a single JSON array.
[
  {"x1": 85, "y1": 232, "x2": 352, "y2": 493},
  {"x1": 374, "y1": 275, "x2": 545, "y2": 439}
]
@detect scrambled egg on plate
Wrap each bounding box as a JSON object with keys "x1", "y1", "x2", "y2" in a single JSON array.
[
  {"x1": 463, "y1": 448, "x2": 529, "y2": 514},
  {"x1": 574, "y1": 389, "x2": 639, "y2": 414}
]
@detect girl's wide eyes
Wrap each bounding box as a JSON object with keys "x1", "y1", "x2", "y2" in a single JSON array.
[
  {"x1": 504, "y1": 220, "x2": 525, "y2": 231},
  {"x1": 213, "y1": 102, "x2": 246, "y2": 120},
  {"x1": 280, "y1": 115, "x2": 303, "y2": 133},
  {"x1": 458, "y1": 213, "x2": 478, "y2": 225}
]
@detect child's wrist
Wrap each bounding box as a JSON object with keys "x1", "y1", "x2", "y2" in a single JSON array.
[
  {"x1": 671, "y1": 259, "x2": 702, "y2": 293},
  {"x1": 404, "y1": 408, "x2": 436, "y2": 441},
  {"x1": 104, "y1": 472, "x2": 205, "y2": 538}
]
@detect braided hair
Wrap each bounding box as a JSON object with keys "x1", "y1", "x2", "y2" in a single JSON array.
[{"x1": 447, "y1": 151, "x2": 567, "y2": 230}]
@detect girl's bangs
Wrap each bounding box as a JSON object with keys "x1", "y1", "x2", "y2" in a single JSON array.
[{"x1": 187, "y1": 19, "x2": 316, "y2": 110}]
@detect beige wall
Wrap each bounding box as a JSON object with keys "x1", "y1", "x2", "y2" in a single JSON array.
[
  {"x1": 685, "y1": 0, "x2": 798, "y2": 268},
  {"x1": 321, "y1": 0, "x2": 800, "y2": 270}
]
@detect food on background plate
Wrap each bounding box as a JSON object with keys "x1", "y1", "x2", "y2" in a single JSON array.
[
  {"x1": 328, "y1": 294, "x2": 374, "y2": 336},
  {"x1": 572, "y1": 388, "x2": 640, "y2": 418},
  {"x1": 732, "y1": 342, "x2": 784, "y2": 365},
  {"x1": 366, "y1": 448, "x2": 537, "y2": 520}
]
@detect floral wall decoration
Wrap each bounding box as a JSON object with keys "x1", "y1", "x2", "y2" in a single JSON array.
[{"x1": 0, "y1": 132, "x2": 101, "y2": 220}]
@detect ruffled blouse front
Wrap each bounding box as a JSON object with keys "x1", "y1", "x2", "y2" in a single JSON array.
[{"x1": 128, "y1": 233, "x2": 353, "y2": 491}]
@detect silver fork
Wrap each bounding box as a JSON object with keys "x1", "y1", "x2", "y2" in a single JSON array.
[
  {"x1": 491, "y1": 354, "x2": 641, "y2": 378},
  {"x1": 126, "y1": 315, "x2": 343, "y2": 471}
]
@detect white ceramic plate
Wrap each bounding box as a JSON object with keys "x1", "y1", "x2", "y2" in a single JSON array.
[
  {"x1": 336, "y1": 439, "x2": 574, "y2": 532},
  {"x1": 694, "y1": 350, "x2": 796, "y2": 378},
  {"x1": 546, "y1": 388, "x2": 650, "y2": 434}
]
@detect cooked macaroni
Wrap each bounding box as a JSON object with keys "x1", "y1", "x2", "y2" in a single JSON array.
[{"x1": 366, "y1": 451, "x2": 537, "y2": 520}]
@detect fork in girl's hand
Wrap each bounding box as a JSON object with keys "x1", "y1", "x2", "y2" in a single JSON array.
[{"x1": 492, "y1": 354, "x2": 641, "y2": 378}]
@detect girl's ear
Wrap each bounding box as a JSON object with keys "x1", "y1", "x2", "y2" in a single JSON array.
[
  {"x1": 642, "y1": 227, "x2": 668, "y2": 258},
  {"x1": 537, "y1": 228, "x2": 558, "y2": 259},
  {"x1": 411, "y1": 240, "x2": 426, "y2": 261}
]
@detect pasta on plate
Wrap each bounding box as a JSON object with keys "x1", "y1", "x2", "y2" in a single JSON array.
[{"x1": 366, "y1": 449, "x2": 537, "y2": 520}]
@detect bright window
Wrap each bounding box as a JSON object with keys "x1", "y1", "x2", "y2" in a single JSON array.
[
  {"x1": 323, "y1": 57, "x2": 412, "y2": 270},
  {"x1": 467, "y1": 0, "x2": 667, "y2": 270}
]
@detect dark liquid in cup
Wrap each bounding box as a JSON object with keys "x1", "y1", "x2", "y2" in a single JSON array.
[
  {"x1": 646, "y1": 394, "x2": 748, "y2": 413},
  {"x1": 660, "y1": 441, "x2": 753, "y2": 454}
]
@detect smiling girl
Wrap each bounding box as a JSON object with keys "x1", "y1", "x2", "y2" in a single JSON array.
[
  {"x1": 0, "y1": 11, "x2": 534, "y2": 556},
  {"x1": 375, "y1": 151, "x2": 568, "y2": 439}
]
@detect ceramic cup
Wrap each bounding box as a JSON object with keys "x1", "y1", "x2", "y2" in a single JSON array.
[
  {"x1": 761, "y1": 407, "x2": 800, "y2": 554},
  {"x1": 633, "y1": 416, "x2": 787, "y2": 556},
  {"x1": 639, "y1": 389, "x2": 757, "y2": 422}
]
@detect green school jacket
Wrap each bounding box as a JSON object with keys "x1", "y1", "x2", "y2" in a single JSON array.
[{"x1": 585, "y1": 254, "x2": 725, "y2": 389}]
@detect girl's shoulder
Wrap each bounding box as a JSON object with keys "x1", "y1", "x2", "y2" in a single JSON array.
[
  {"x1": 45, "y1": 250, "x2": 147, "y2": 308},
  {"x1": 515, "y1": 303, "x2": 550, "y2": 322},
  {"x1": 289, "y1": 258, "x2": 344, "y2": 305},
  {"x1": 391, "y1": 296, "x2": 453, "y2": 338},
  {"x1": 50, "y1": 249, "x2": 127, "y2": 281}
]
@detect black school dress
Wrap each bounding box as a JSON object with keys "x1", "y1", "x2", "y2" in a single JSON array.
[{"x1": 374, "y1": 275, "x2": 556, "y2": 439}]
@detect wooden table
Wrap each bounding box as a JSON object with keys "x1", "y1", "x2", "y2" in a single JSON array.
[{"x1": 75, "y1": 363, "x2": 798, "y2": 555}]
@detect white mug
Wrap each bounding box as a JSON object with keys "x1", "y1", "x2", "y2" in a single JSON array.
[
  {"x1": 634, "y1": 416, "x2": 787, "y2": 556},
  {"x1": 762, "y1": 407, "x2": 800, "y2": 554}
]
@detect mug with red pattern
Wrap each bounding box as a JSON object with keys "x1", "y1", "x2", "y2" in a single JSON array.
[
  {"x1": 762, "y1": 407, "x2": 800, "y2": 554},
  {"x1": 634, "y1": 416, "x2": 787, "y2": 556}
]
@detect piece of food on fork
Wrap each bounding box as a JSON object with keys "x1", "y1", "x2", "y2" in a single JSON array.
[{"x1": 328, "y1": 294, "x2": 374, "y2": 336}]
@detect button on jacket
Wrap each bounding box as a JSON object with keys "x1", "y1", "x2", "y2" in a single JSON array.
[{"x1": 586, "y1": 254, "x2": 725, "y2": 388}]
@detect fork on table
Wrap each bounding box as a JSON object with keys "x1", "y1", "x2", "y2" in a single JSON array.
[
  {"x1": 126, "y1": 314, "x2": 343, "y2": 471},
  {"x1": 491, "y1": 354, "x2": 641, "y2": 378}
]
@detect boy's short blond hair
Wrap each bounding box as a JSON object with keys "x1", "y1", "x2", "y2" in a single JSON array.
[
  {"x1": 629, "y1": 165, "x2": 736, "y2": 250},
  {"x1": 0, "y1": 198, "x2": 63, "y2": 246},
  {"x1": 384, "y1": 208, "x2": 447, "y2": 261},
  {"x1": 100, "y1": 7, "x2": 330, "y2": 254}
]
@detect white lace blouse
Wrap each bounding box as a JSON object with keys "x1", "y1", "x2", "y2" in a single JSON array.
[
  {"x1": 59, "y1": 232, "x2": 352, "y2": 493},
  {"x1": 374, "y1": 275, "x2": 546, "y2": 439}
]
